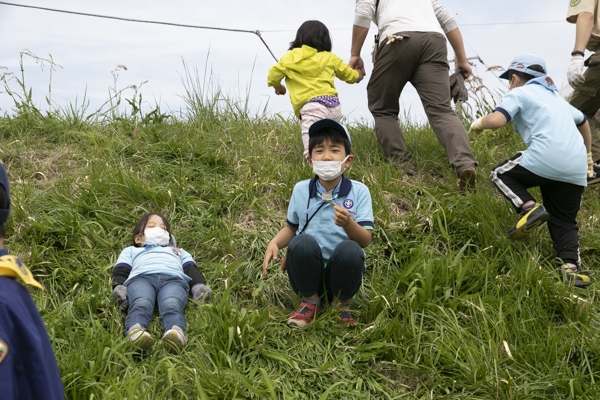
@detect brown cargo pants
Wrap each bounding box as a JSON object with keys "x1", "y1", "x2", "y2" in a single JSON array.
[
  {"x1": 570, "y1": 51, "x2": 600, "y2": 163},
  {"x1": 367, "y1": 31, "x2": 476, "y2": 175}
]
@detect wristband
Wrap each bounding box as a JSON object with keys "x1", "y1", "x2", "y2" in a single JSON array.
[{"x1": 571, "y1": 50, "x2": 585, "y2": 57}]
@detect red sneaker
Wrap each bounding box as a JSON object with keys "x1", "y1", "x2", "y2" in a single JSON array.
[
  {"x1": 287, "y1": 301, "x2": 320, "y2": 327},
  {"x1": 339, "y1": 305, "x2": 358, "y2": 326}
]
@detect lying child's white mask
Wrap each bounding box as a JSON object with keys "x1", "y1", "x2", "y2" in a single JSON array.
[
  {"x1": 144, "y1": 227, "x2": 170, "y2": 246},
  {"x1": 312, "y1": 156, "x2": 349, "y2": 181}
]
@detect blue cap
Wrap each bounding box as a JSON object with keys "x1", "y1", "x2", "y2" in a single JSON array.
[
  {"x1": 0, "y1": 164, "x2": 10, "y2": 225},
  {"x1": 308, "y1": 119, "x2": 352, "y2": 147},
  {"x1": 499, "y1": 52, "x2": 547, "y2": 80}
]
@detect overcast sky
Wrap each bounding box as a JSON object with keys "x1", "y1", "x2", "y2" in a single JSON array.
[{"x1": 0, "y1": 1, "x2": 578, "y2": 124}]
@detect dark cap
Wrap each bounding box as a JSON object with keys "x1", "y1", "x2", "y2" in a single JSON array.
[
  {"x1": 308, "y1": 118, "x2": 352, "y2": 148},
  {"x1": 0, "y1": 164, "x2": 11, "y2": 225}
]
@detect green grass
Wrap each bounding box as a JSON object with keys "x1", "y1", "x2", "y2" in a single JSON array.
[{"x1": 1, "y1": 78, "x2": 600, "y2": 399}]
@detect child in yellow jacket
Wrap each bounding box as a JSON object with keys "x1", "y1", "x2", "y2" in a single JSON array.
[{"x1": 268, "y1": 20, "x2": 364, "y2": 159}]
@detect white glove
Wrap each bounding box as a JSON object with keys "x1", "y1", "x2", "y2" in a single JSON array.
[
  {"x1": 568, "y1": 56, "x2": 585, "y2": 87},
  {"x1": 588, "y1": 152, "x2": 595, "y2": 178},
  {"x1": 191, "y1": 283, "x2": 212, "y2": 303},
  {"x1": 469, "y1": 118, "x2": 484, "y2": 134},
  {"x1": 112, "y1": 285, "x2": 128, "y2": 311}
]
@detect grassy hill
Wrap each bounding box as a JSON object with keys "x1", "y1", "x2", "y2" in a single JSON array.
[{"x1": 1, "y1": 84, "x2": 599, "y2": 399}]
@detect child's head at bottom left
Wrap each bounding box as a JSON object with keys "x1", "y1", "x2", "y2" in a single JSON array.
[{"x1": 133, "y1": 213, "x2": 172, "y2": 247}]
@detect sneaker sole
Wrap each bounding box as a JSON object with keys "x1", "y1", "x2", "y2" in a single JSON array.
[
  {"x1": 287, "y1": 319, "x2": 310, "y2": 328},
  {"x1": 162, "y1": 332, "x2": 185, "y2": 352},
  {"x1": 129, "y1": 335, "x2": 154, "y2": 352},
  {"x1": 507, "y1": 209, "x2": 549, "y2": 240}
]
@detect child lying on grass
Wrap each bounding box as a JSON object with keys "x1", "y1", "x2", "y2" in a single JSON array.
[{"x1": 111, "y1": 213, "x2": 212, "y2": 352}]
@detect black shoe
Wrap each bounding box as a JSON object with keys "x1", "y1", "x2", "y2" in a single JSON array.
[
  {"x1": 559, "y1": 264, "x2": 593, "y2": 288},
  {"x1": 507, "y1": 204, "x2": 549, "y2": 239},
  {"x1": 458, "y1": 167, "x2": 476, "y2": 192}
]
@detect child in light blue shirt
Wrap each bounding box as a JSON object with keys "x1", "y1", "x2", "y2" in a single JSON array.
[
  {"x1": 470, "y1": 52, "x2": 593, "y2": 288},
  {"x1": 111, "y1": 213, "x2": 212, "y2": 351},
  {"x1": 263, "y1": 119, "x2": 374, "y2": 327}
]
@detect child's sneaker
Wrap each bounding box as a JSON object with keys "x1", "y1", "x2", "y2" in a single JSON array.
[
  {"x1": 339, "y1": 305, "x2": 358, "y2": 326},
  {"x1": 507, "y1": 204, "x2": 549, "y2": 239},
  {"x1": 127, "y1": 323, "x2": 154, "y2": 351},
  {"x1": 559, "y1": 264, "x2": 593, "y2": 288},
  {"x1": 162, "y1": 325, "x2": 187, "y2": 352},
  {"x1": 287, "y1": 301, "x2": 320, "y2": 328}
]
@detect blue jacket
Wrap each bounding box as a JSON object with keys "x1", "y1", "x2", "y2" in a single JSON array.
[{"x1": 0, "y1": 274, "x2": 63, "y2": 399}]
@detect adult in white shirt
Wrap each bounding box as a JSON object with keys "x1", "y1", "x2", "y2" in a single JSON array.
[{"x1": 350, "y1": 0, "x2": 477, "y2": 191}]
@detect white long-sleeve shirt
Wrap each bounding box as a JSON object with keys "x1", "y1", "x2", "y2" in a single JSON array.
[{"x1": 354, "y1": 0, "x2": 458, "y2": 39}]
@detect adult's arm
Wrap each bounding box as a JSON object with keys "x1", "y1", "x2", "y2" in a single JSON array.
[
  {"x1": 350, "y1": 0, "x2": 374, "y2": 73},
  {"x1": 431, "y1": 0, "x2": 471, "y2": 78},
  {"x1": 573, "y1": 12, "x2": 594, "y2": 53},
  {"x1": 350, "y1": 25, "x2": 369, "y2": 74},
  {"x1": 445, "y1": 28, "x2": 471, "y2": 78},
  {"x1": 578, "y1": 120, "x2": 592, "y2": 153}
]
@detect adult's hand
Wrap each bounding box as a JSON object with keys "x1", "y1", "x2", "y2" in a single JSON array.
[
  {"x1": 349, "y1": 56, "x2": 366, "y2": 77},
  {"x1": 588, "y1": 152, "x2": 595, "y2": 178},
  {"x1": 457, "y1": 60, "x2": 472, "y2": 79},
  {"x1": 568, "y1": 56, "x2": 585, "y2": 87}
]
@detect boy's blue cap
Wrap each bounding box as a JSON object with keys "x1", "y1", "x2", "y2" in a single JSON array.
[
  {"x1": 499, "y1": 52, "x2": 547, "y2": 80},
  {"x1": 0, "y1": 164, "x2": 10, "y2": 225},
  {"x1": 308, "y1": 119, "x2": 351, "y2": 147}
]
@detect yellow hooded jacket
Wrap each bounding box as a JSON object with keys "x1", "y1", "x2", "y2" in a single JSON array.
[{"x1": 267, "y1": 45, "x2": 360, "y2": 118}]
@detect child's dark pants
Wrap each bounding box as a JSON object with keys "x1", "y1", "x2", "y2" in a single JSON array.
[
  {"x1": 285, "y1": 234, "x2": 364, "y2": 302},
  {"x1": 491, "y1": 154, "x2": 585, "y2": 265}
]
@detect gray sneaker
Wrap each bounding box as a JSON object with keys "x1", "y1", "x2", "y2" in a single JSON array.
[
  {"x1": 127, "y1": 323, "x2": 154, "y2": 351},
  {"x1": 162, "y1": 325, "x2": 187, "y2": 352}
]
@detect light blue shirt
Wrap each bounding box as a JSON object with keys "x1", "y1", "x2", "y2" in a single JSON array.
[
  {"x1": 286, "y1": 176, "x2": 374, "y2": 262},
  {"x1": 495, "y1": 82, "x2": 587, "y2": 187},
  {"x1": 116, "y1": 244, "x2": 193, "y2": 283}
]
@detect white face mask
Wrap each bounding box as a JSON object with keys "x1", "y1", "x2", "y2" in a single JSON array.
[
  {"x1": 312, "y1": 156, "x2": 349, "y2": 181},
  {"x1": 143, "y1": 227, "x2": 170, "y2": 246}
]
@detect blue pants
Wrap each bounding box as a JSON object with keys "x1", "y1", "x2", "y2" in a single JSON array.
[
  {"x1": 285, "y1": 234, "x2": 364, "y2": 303},
  {"x1": 124, "y1": 274, "x2": 189, "y2": 335}
]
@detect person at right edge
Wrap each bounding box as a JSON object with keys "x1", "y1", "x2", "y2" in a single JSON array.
[
  {"x1": 567, "y1": 0, "x2": 600, "y2": 185},
  {"x1": 350, "y1": 0, "x2": 477, "y2": 191},
  {"x1": 470, "y1": 53, "x2": 593, "y2": 288},
  {"x1": 0, "y1": 163, "x2": 64, "y2": 399}
]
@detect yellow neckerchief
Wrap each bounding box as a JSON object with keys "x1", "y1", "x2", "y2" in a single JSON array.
[{"x1": 0, "y1": 255, "x2": 43, "y2": 289}]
